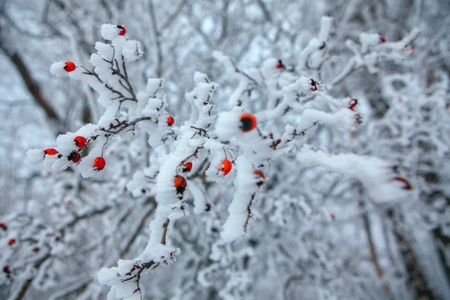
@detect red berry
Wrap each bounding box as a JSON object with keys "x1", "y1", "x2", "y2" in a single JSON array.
[
  {"x1": 167, "y1": 116, "x2": 174, "y2": 126},
  {"x1": 254, "y1": 170, "x2": 266, "y2": 179},
  {"x1": 0, "y1": 223, "x2": 7, "y2": 231},
  {"x1": 310, "y1": 79, "x2": 318, "y2": 91},
  {"x1": 254, "y1": 170, "x2": 265, "y2": 187},
  {"x1": 240, "y1": 114, "x2": 257, "y2": 132},
  {"x1": 93, "y1": 157, "x2": 106, "y2": 171},
  {"x1": 182, "y1": 162, "x2": 192, "y2": 173},
  {"x1": 219, "y1": 159, "x2": 232, "y2": 176},
  {"x1": 3, "y1": 266, "x2": 10, "y2": 274},
  {"x1": 68, "y1": 151, "x2": 81, "y2": 163},
  {"x1": 174, "y1": 175, "x2": 187, "y2": 194},
  {"x1": 394, "y1": 177, "x2": 413, "y2": 190},
  {"x1": 74, "y1": 136, "x2": 87, "y2": 148},
  {"x1": 276, "y1": 59, "x2": 285, "y2": 69},
  {"x1": 349, "y1": 98, "x2": 358, "y2": 110},
  {"x1": 44, "y1": 148, "x2": 58, "y2": 156},
  {"x1": 380, "y1": 36, "x2": 386, "y2": 43},
  {"x1": 118, "y1": 25, "x2": 126, "y2": 36},
  {"x1": 8, "y1": 239, "x2": 15, "y2": 245},
  {"x1": 64, "y1": 61, "x2": 76, "y2": 72},
  {"x1": 33, "y1": 247, "x2": 40, "y2": 253}
]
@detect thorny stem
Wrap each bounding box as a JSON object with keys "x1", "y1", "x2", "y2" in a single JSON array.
[{"x1": 243, "y1": 193, "x2": 256, "y2": 233}]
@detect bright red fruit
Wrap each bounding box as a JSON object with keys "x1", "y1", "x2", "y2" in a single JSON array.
[
  {"x1": 380, "y1": 36, "x2": 386, "y2": 43},
  {"x1": 93, "y1": 157, "x2": 106, "y2": 171},
  {"x1": 33, "y1": 247, "x2": 40, "y2": 253},
  {"x1": 219, "y1": 159, "x2": 232, "y2": 176},
  {"x1": 240, "y1": 114, "x2": 257, "y2": 132},
  {"x1": 182, "y1": 162, "x2": 192, "y2": 173},
  {"x1": 8, "y1": 239, "x2": 15, "y2": 245},
  {"x1": 74, "y1": 136, "x2": 87, "y2": 148},
  {"x1": 118, "y1": 25, "x2": 126, "y2": 36},
  {"x1": 68, "y1": 151, "x2": 81, "y2": 163},
  {"x1": 44, "y1": 148, "x2": 58, "y2": 155},
  {"x1": 254, "y1": 170, "x2": 266, "y2": 179},
  {"x1": 64, "y1": 61, "x2": 76, "y2": 72},
  {"x1": 276, "y1": 59, "x2": 285, "y2": 69},
  {"x1": 310, "y1": 79, "x2": 318, "y2": 91},
  {"x1": 167, "y1": 116, "x2": 174, "y2": 126},
  {"x1": 174, "y1": 175, "x2": 187, "y2": 194},
  {"x1": 349, "y1": 98, "x2": 358, "y2": 110}
]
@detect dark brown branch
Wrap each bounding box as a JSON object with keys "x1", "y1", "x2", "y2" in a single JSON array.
[
  {"x1": 7, "y1": 52, "x2": 60, "y2": 122},
  {"x1": 161, "y1": 218, "x2": 170, "y2": 245},
  {"x1": 244, "y1": 193, "x2": 256, "y2": 233},
  {"x1": 360, "y1": 201, "x2": 394, "y2": 300}
]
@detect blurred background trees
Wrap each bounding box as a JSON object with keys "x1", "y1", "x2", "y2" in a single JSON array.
[{"x1": 0, "y1": 0, "x2": 449, "y2": 299}]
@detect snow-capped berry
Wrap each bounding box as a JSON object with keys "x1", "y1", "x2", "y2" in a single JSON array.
[
  {"x1": 3, "y1": 266, "x2": 10, "y2": 274},
  {"x1": 239, "y1": 113, "x2": 257, "y2": 132},
  {"x1": 254, "y1": 170, "x2": 265, "y2": 187},
  {"x1": 68, "y1": 151, "x2": 81, "y2": 163},
  {"x1": 118, "y1": 25, "x2": 126, "y2": 36},
  {"x1": 74, "y1": 136, "x2": 87, "y2": 148},
  {"x1": 44, "y1": 148, "x2": 58, "y2": 156},
  {"x1": 394, "y1": 177, "x2": 413, "y2": 190},
  {"x1": 219, "y1": 159, "x2": 232, "y2": 176},
  {"x1": 276, "y1": 59, "x2": 285, "y2": 69},
  {"x1": 310, "y1": 79, "x2": 318, "y2": 91},
  {"x1": 349, "y1": 98, "x2": 358, "y2": 110},
  {"x1": 64, "y1": 61, "x2": 76, "y2": 72},
  {"x1": 254, "y1": 170, "x2": 266, "y2": 179},
  {"x1": 33, "y1": 247, "x2": 40, "y2": 253},
  {"x1": 167, "y1": 116, "x2": 174, "y2": 126},
  {"x1": 174, "y1": 175, "x2": 187, "y2": 194},
  {"x1": 8, "y1": 239, "x2": 15, "y2": 245},
  {"x1": 182, "y1": 162, "x2": 192, "y2": 173},
  {"x1": 0, "y1": 223, "x2": 7, "y2": 231},
  {"x1": 93, "y1": 157, "x2": 106, "y2": 171},
  {"x1": 380, "y1": 36, "x2": 386, "y2": 43}
]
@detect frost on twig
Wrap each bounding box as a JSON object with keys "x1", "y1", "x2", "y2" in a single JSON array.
[{"x1": 23, "y1": 21, "x2": 415, "y2": 299}]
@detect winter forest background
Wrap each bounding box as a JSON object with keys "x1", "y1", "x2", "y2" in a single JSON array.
[{"x1": 0, "y1": 0, "x2": 449, "y2": 299}]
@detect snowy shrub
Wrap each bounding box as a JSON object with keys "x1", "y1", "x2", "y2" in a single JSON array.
[{"x1": 1, "y1": 1, "x2": 449, "y2": 300}]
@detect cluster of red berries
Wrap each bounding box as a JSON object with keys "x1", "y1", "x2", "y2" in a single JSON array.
[{"x1": 43, "y1": 136, "x2": 105, "y2": 170}]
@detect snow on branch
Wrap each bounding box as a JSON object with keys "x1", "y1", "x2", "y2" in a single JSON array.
[{"x1": 22, "y1": 22, "x2": 414, "y2": 299}]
